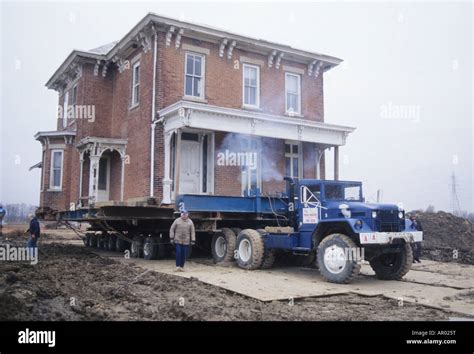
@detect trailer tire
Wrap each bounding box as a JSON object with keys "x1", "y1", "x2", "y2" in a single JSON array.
[
  {"x1": 90, "y1": 234, "x2": 98, "y2": 248},
  {"x1": 211, "y1": 228, "x2": 236, "y2": 263},
  {"x1": 143, "y1": 236, "x2": 165, "y2": 260},
  {"x1": 131, "y1": 236, "x2": 143, "y2": 258},
  {"x1": 101, "y1": 235, "x2": 109, "y2": 250},
  {"x1": 116, "y1": 236, "x2": 129, "y2": 253},
  {"x1": 231, "y1": 228, "x2": 242, "y2": 238},
  {"x1": 84, "y1": 233, "x2": 92, "y2": 247},
  {"x1": 369, "y1": 243, "x2": 413, "y2": 280},
  {"x1": 317, "y1": 233, "x2": 361, "y2": 284},
  {"x1": 108, "y1": 234, "x2": 117, "y2": 251},
  {"x1": 236, "y1": 229, "x2": 264, "y2": 270}
]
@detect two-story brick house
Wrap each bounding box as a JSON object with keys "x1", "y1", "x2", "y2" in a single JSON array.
[{"x1": 34, "y1": 13, "x2": 355, "y2": 214}]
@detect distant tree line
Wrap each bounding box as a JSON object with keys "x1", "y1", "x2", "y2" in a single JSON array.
[{"x1": 1, "y1": 203, "x2": 38, "y2": 223}]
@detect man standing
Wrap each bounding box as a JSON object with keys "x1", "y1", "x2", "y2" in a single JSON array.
[
  {"x1": 169, "y1": 210, "x2": 195, "y2": 272},
  {"x1": 26, "y1": 214, "x2": 41, "y2": 256},
  {"x1": 0, "y1": 204, "x2": 6, "y2": 237},
  {"x1": 409, "y1": 214, "x2": 423, "y2": 263}
]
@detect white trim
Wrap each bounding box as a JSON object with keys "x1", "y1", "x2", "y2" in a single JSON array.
[
  {"x1": 158, "y1": 100, "x2": 355, "y2": 146},
  {"x1": 283, "y1": 65, "x2": 305, "y2": 75},
  {"x1": 240, "y1": 56, "x2": 264, "y2": 67},
  {"x1": 184, "y1": 52, "x2": 205, "y2": 99},
  {"x1": 49, "y1": 149, "x2": 64, "y2": 190},
  {"x1": 181, "y1": 44, "x2": 210, "y2": 55},
  {"x1": 242, "y1": 63, "x2": 260, "y2": 109},
  {"x1": 285, "y1": 72, "x2": 301, "y2": 115},
  {"x1": 62, "y1": 91, "x2": 69, "y2": 128},
  {"x1": 130, "y1": 61, "x2": 140, "y2": 108}
]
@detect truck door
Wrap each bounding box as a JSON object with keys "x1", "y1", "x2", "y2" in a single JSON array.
[
  {"x1": 300, "y1": 185, "x2": 323, "y2": 224},
  {"x1": 298, "y1": 184, "x2": 323, "y2": 248}
]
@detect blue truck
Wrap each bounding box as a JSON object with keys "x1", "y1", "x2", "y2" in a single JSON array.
[{"x1": 66, "y1": 177, "x2": 422, "y2": 284}]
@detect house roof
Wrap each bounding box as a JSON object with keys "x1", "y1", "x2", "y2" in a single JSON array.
[{"x1": 46, "y1": 12, "x2": 343, "y2": 90}]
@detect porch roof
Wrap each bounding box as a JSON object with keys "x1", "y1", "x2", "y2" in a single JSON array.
[{"x1": 157, "y1": 100, "x2": 355, "y2": 146}]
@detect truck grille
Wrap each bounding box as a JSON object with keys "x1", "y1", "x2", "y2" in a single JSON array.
[{"x1": 376, "y1": 210, "x2": 402, "y2": 232}]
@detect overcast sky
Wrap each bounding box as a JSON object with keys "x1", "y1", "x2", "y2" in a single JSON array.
[{"x1": 0, "y1": 0, "x2": 472, "y2": 213}]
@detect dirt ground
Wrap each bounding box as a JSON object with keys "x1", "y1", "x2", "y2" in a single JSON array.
[{"x1": 0, "y1": 232, "x2": 467, "y2": 321}]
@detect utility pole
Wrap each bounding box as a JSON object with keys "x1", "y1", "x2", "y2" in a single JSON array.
[{"x1": 450, "y1": 172, "x2": 462, "y2": 216}]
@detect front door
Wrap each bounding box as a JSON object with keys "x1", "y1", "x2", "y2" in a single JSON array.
[
  {"x1": 179, "y1": 134, "x2": 201, "y2": 194},
  {"x1": 97, "y1": 156, "x2": 110, "y2": 202}
]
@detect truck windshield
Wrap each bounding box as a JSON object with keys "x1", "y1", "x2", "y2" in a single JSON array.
[{"x1": 324, "y1": 184, "x2": 362, "y2": 201}]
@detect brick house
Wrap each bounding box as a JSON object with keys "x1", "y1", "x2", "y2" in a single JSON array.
[{"x1": 34, "y1": 13, "x2": 355, "y2": 214}]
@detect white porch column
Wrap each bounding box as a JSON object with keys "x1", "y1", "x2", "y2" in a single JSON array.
[
  {"x1": 88, "y1": 155, "x2": 100, "y2": 205},
  {"x1": 334, "y1": 146, "x2": 339, "y2": 181},
  {"x1": 162, "y1": 131, "x2": 173, "y2": 204},
  {"x1": 120, "y1": 155, "x2": 126, "y2": 202},
  {"x1": 78, "y1": 152, "x2": 84, "y2": 206}
]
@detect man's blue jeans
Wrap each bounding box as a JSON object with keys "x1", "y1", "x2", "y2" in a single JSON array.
[
  {"x1": 27, "y1": 236, "x2": 38, "y2": 257},
  {"x1": 175, "y1": 244, "x2": 189, "y2": 268}
]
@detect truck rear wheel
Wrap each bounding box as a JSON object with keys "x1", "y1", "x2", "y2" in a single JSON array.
[
  {"x1": 317, "y1": 233, "x2": 361, "y2": 284},
  {"x1": 84, "y1": 233, "x2": 92, "y2": 247},
  {"x1": 130, "y1": 236, "x2": 143, "y2": 258},
  {"x1": 211, "y1": 228, "x2": 236, "y2": 263},
  {"x1": 90, "y1": 234, "x2": 98, "y2": 248},
  {"x1": 236, "y1": 229, "x2": 264, "y2": 270},
  {"x1": 369, "y1": 243, "x2": 413, "y2": 280}
]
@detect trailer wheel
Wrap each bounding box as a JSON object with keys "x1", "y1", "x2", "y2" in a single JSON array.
[
  {"x1": 144, "y1": 237, "x2": 164, "y2": 260},
  {"x1": 211, "y1": 228, "x2": 236, "y2": 263},
  {"x1": 116, "y1": 236, "x2": 129, "y2": 253},
  {"x1": 231, "y1": 228, "x2": 242, "y2": 238},
  {"x1": 84, "y1": 233, "x2": 92, "y2": 247},
  {"x1": 131, "y1": 236, "x2": 143, "y2": 258},
  {"x1": 236, "y1": 229, "x2": 264, "y2": 270},
  {"x1": 369, "y1": 243, "x2": 413, "y2": 280},
  {"x1": 317, "y1": 233, "x2": 361, "y2": 284},
  {"x1": 108, "y1": 234, "x2": 117, "y2": 251},
  {"x1": 90, "y1": 234, "x2": 98, "y2": 248},
  {"x1": 101, "y1": 235, "x2": 110, "y2": 250}
]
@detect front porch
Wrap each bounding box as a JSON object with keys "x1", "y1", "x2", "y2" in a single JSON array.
[
  {"x1": 158, "y1": 101, "x2": 355, "y2": 204},
  {"x1": 76, "y1": 137, "x2": 128, "y2": 207}
]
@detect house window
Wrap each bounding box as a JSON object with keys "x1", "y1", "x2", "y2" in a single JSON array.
[
  {"x1": 131, "y1": 61, "x2": 140, "y2": 107},
  {"x1": 285, "y1": 142, "x2": 302, "y2": 179},
  {"x1": 50, "y1": 150, "x2": 63, "y2": 189},
  {"x1": 285, "y1": 73, "x2": 301, "y2": 115},
  {"x1": 241, "y1": 137, "x2": 261, "y2": 195},
  {"x1": 185, "y1": 53, "x2": 204, "y2": 98},
  {"x1": 243, "y1": 64, "x2": 260, "y2": 108}
]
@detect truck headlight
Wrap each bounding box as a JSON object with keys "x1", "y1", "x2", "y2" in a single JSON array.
[
  {"x1": 372, "y1": 211, "x2": 377, "y2": 218},
  {"x1": 354, "y1": 219, "x2": 363, "y2": 230},
  {"x1": 398, "y1": 211, "x2": 404, "y2": 219}
]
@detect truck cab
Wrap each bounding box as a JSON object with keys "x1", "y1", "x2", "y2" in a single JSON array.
[{"x1": 264, "y1": 178, "x2": 423, "y2": 283}]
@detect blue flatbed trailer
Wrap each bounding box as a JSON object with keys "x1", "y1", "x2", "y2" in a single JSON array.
[{"x1": 58, "y1": 178, "x2": 422, "y2": 284}]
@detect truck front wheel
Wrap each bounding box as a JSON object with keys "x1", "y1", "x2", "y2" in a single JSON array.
[
  {"x1": 317, "y1": 233, "x2": 361, "y2": 284},
  {"x1": 236, "y1": 229, "x2": 264, "y2": 270},
  {"x1": 211, "y1": 228, "x2": 236, "y2": 263},
  {"x1": 369, "y1": 243, "x2": 413, "y2": 280}
]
